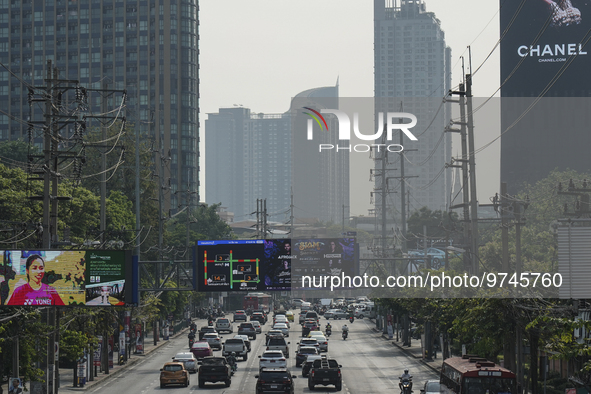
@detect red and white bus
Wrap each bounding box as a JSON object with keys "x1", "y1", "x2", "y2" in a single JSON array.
[
  {"x1": 440, "y1": 355, "x2": 519, "y2": 394},
  {"x1": 243, "y1": 293, "x2": 272, "y2": 312}
]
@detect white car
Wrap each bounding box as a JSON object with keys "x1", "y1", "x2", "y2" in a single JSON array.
[
  {"x1": 273, "y1": 316, "x2": 290, "y2": 328},
  {"x1": 297, "y1": 338, "x2": 320, "y2": 352},
  {"x1": 251, "y1": 320, "x2": 262, "y2": 334},
  {"x1": 258, "y1": 350, "x2": 287, "y2": 371},
  {"x1": 215, "y1": 318, "x2": 233, "y2": 333},
  {"x1": 272, "y1": 322, "x2": 290, "y2": 337}
]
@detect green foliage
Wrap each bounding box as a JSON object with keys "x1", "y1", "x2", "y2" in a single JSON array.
[
  {"x1": 0, "y1": 139, "x2": 41, "y2": 167},
  {"x1": 166, "y1": 203, "x2": 233, "y2": 249}
]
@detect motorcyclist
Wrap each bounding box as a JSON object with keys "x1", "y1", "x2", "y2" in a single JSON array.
[
  {"x1": 399, "y1": 369, "x2": 413, "y2": 393},
  {"x1": 342, "y1": 324, "x2": 349, "y2": 339},
  {"x1": 326, "y1": 322, "x2": 332, "y2": 332},
  {"x1": 226, "y1": 352, "x2": 237, "y2": 372}
]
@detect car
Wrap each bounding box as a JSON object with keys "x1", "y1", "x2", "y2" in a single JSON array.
[
  {"x1": 258, "y1": 350, "x2": 287, "y2": 371},
  {"x1": 274, "y1": 315, "x2": 290, "y2": 328},
  {"x1": 251, "y1": 312, "x2": 267, "y2": 324},
  {"x1": 215, "y1": 318, "x2": 233, "y2": 333},
  {"x1": 191, "y1": 341, "x2": 214, "y2": 360},
  {"x1": 421, "y1": 379, "x2": 444, "y2": 394},
  {"x1": 255, "y1": 367, "x2": 297, "y2": 394},
  {"x1": 198, "y1": 325, "x2": 217, "y2": 340},
  {"x1": 291, "y1": 298, "x2": 305, "y2": 307},
  {"x1": 297, "y1": 338, "x2": 320, "y2": 351},
  {"x1": 312, "y1": 334, "x2": 328, "y2": 352},
  {"x1": 295, "y1": 346, "x2": 320, "y2": 368},
  {"x1": 203, "y1": 332, "x2": 223, "y2": 350},
  {"x1": 307, "y1": 330, "x2": 326, "y2": 340},
  {"x1": 407, "y1": 248, "x2": 446, "y2": 269},
  {"x1": 160, "y1": 361, "x2": 190, "y2": 388},
  {"x1": 302, "y1": 320, "x2": 319, "y2": 336},
  {"x1": 299, "y1": 312, "x2": 306, "y2": 324},
  {"x1": 324, "y1": 309, "x2": 347, "y2": 320},
  {"x1": 251, "y1": 320, "x2": 262, "y2": 333},
  {"x1": 222, "y1": 337, "x2": 248, "y2": 361},
  {"x1": 233, "y1": 334, "x2": 252, "y2": 352},
  {"x1": 285, "y1": 311, "x2": 295, "y2": 322},
  {"x1": 233, "y1": 310, "x2": 248, "y2": 322},
  {"x1": 254, "y1": 310, "x2": 268, "y2": 323},
  {"x1": 266, "y1": 329, "x2": 284, "y2": 340},
  {"x1": 238, "y1": 322, "x2": 257, "y2": 339},
  {"x1": 272, "y1": 322, "x2": 290, "y2": 337},
  {"x1": 304, "y1": 310, "x2": 319, "y2": 323},
  {"x1": 172, "y1": 352, "x2": 198, "y2": 374}
]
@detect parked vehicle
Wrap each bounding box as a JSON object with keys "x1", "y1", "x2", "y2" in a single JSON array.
[
  {"x1": 160, "y1": 362, "x2": 190, "y2": 388},
  {"x1": 197, "y1": 356, "x2": 231, "y2": 388},
  {"x1": 308, "y1": 356, "x2": 342, "y2": 391}
]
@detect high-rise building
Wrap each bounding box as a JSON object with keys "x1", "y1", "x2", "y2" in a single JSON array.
[
  {"x1": 0, "y1": 0, "x2": 200, "y2": 207},
  {"x1": 205, "y1": 85, "x2": 349, "y2": 227},
  {"x1": 374, "y1": 0, "x2": 452, "y2": 219}
]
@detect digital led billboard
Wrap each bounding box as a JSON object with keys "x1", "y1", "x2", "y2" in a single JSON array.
[
  {"x1": 196, "y1": 238, "x2": 357, "y2": 292},
  {"x1": 500, "y1": 0, "x2": 591, "y2": 97},
  {"x1": 0, "y1": 250, "x2": 130, "y2": 306}
]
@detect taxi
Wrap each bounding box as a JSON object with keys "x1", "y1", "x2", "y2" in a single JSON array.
[{"x1": 285, "y1": 311, "x2": 294, "y2": 322}]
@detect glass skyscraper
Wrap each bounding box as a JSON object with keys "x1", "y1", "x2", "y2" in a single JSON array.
[{"x1": 0, "y1": 0, "x2": 199, "y2": 208}]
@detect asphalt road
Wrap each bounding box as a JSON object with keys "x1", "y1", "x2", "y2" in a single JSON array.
[{"x1": 87, "y1": 314, "x2": 438, "y2": 393}]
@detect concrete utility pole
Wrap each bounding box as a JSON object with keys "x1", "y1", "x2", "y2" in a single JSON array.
[{"x1": 466, "y1": 74, "x2": 479, "y2": 274}]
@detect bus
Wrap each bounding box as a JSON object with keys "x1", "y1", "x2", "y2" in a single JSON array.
[
  {"x1": 243, "y1": 293, "x2": 272, "y2": 313},
  {"x1": 440, "y1": 355, "x2": 519, "y2": 394}
]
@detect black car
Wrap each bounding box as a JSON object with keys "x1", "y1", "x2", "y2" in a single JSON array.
[
  {"x1": 199, "y1": 326, "x2": 217, "y2": 340},
  {"x1": 255, "y1": 368, "x2": 296, "y2": 394},
  {"x1": 251, "y1": 312, "x2": 266, "y2": 324}
]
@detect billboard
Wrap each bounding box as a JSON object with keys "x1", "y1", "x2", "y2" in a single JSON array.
[
  {"x1": 196, "y1": 238, "x2": 357, "y2": 292},
  {"x1": 500, "y1": 0, "x2": 591, "y2": 97},
  {"x1": 0, "y1": 250, "x2": 130, "y2": 306}
]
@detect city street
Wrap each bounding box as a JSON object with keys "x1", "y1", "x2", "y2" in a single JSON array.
[{"x1": 85, "y1": 316, "x2": 438, "y2": 393}]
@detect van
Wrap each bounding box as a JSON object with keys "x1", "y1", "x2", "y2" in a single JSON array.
[
  {"x1": 300, "y1": 302, "x2": 311, "y2": 312},
  {"x1": 357, "y1": 303, "x2": 376, "y2": 319}
]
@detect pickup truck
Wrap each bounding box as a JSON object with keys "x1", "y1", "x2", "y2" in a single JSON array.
[
  {"x1": 237, "y1": 322, "x2": 257, "y2": 340},
  {"x1": 197, "y1": 356, "x2": 231, "y2": 388},
  {"x1": 308, "y1": 356, "x2": 342, "y2": 391},
  {"x1": 222, "y1": 337, "x2": 248, "y2": 361}
]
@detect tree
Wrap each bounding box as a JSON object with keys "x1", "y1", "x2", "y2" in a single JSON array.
[
  {"x1": 406, "y1": 207, "x2": 459, "y2": 249},
  {"x1": 0, "y1": 139, "x2": 41, "y2": 169}
]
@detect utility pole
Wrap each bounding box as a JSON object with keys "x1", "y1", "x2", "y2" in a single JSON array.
[
  {"x1": 466, "y1": 74, "x2": 479, "y2": 274},
  {"x1": 290, "y1": 189, "x2": 294, "y2": 238}
]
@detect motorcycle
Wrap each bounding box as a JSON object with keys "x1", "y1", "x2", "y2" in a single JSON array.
[
  {"x1": 400, "y1": 379, "x2": 412, "y2": 394},
  {"x1": 189, "y1": 337, "x2": 195, "y2": 348},
  {"x1": 342, "y1": 330, "x2": 348, "y2": 340},
  {"x1": 349, "y1": 316, "x2": 355, "y2": 323},
  {"x1": 326, "y1": 327, "x2": 332, "y2": 337},
  {"x1": 118, "y1": 354, "x2": 126, "y2": 365}
]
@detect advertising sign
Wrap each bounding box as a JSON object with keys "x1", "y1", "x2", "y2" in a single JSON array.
[
  {"x1": 500, "y1": 0, "x2": 591, "y2": 96},
  {"x1": 0, "y1": 250, "x2": 130, "y2": 307},
  {"x1": 118, "y1": 332, "x2": 125, "y2": 358},
  {"x1": 94, "y1": 336, "x2": 102, "y2": 367},
  {"x1": 108, "y1": 336, "x2": 114, "y2": 368},
  {"x1": 196, "y1": 238, "x2": 357, "y2": 292},
  {"x1": 291, "y1": 238, "x2": 356, "y2": 290},
  {"x1": 135, "y1": 323, "x2": 144, "y2": 354}
]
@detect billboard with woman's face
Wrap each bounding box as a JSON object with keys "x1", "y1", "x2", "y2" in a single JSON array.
[{"x1": 0, "y1": 250, "x2": 130, "y2": 306}]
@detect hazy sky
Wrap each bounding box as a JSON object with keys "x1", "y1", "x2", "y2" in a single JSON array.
[{"x1": 199, "y1": 0, "x2": 502, "y2": 215}]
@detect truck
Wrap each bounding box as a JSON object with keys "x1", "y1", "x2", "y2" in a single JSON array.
[
  {"x1": 197, "y1": 356, "x2": 232, "y2": 388},
  {"x1": 319, "y1": 299, "x2": 332, "y2": 307},
  {"x1": 308, "y1": 356, "x2": 342, "y2": 391},
  {"x1": 222, "y1": 337, "x2": 248, "y2": 361}
]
